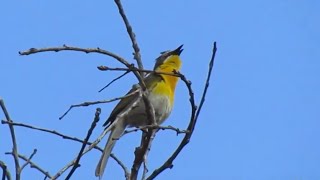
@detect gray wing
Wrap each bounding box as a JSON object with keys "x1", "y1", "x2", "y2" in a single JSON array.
[{"x1": 102, "y1": 73, "x2": 164, "y2": 128}]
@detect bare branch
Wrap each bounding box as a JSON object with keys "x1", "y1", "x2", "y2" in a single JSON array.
[
  {"x1": 19, "y1": 45, "x2": 131, "y2": 67},
  {"x1": 0, "y1": 161, "x2": 11, "y2": 180},
  {"x1": 146, "y1": 42, "x2": 217, "y2": 180},
  {"x1": 59, "y1": 90, "x2": 139, "y2": 120},
  {"x1": 65, "y1": 108, "x2": 101, "y2": 179},
  {"x1": 5, "y1": 152, "x2": 51, "y2": 179},
  {"x1": 0, "y1": 99, "x2": 20, "y2": 180},
  {"x1": 114, "y1": 0, "x2": 143, "y2": 74}
]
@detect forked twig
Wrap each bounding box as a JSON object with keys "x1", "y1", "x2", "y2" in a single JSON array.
[
  {"x1": 20, "y1": 149, "x2": 37, "y2": 172},
  {"x1": 5, "y1": 152, "x2": 51, "y2": 179}
]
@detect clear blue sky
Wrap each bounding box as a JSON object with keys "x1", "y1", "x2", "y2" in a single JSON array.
[{"x1": 1, "y1": 0, "x2": 320, "y2": 179}]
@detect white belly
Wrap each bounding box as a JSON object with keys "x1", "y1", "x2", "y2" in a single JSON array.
[{"x1": 125, "y1": 92, "x2": 172, "y2": 127}]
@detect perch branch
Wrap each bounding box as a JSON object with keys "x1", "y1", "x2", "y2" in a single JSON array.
[
  {"x1": 123, "y1": 125, "x2": 189, "y2": 136},
  {"x1": 97, "y1": 66, "x2": 180, "y2": 77}
]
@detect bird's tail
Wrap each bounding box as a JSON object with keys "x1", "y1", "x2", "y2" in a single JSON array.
[{"x1": 95, "y1": 121, "x2": 126, "y2": 178}]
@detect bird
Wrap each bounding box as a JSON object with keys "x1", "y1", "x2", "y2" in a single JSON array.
[{"x1": 95, "y1": 45, "x2": 184, "y2": 178}]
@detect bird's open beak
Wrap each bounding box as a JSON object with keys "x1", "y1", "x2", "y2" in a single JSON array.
[{"x1": 172, "y1": 44, "x2": 184, "y2": 55}]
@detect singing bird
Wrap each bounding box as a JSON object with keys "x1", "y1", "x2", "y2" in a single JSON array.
[{"x1": 95, "y1": 45, "x2": 183, "y2": 178}]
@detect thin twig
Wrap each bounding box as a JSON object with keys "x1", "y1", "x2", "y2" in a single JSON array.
[
  {"x1": 193, "y1": 42, "x2": 217, "y2": 128},
  {"x1": 65, "y1": 108, "x2": 101, "y2": 180},
  {"x1": 0, "y1": 161, "x2": 11, "y2": 180},
  {"x1": 123, "y1": 125, "x2": 189, "y2": 136},
  {"x1": 20, "y1": 149, "x2": 37, "y2": 172},
  {"x1": 59, "y1": 90, "x2": 138, "y2": 120},
  {"x1": 1, "y1": 120, "x2": 103, "y2": 152},
  {"x1": 97, "y1": 66, "x2": 181, "y2": 77},
  {"x1": 0, "y1": 99, "x2": 20, "y2": 180},
  {"x1": 5, "y1": 152, "x2": 51, "y2": 179},
  {"x1": 146, "y1": 42, "x2": 217, "y2": 180},
  {"x1": 114, "y1": 0, "x2": 143, "y2": 74},
  {"x1": 98, "y1": 70, "x2": 131, "y2": 92},
  {"x1": 110, "y1": 153, "x2": 130, "y2": 180}
]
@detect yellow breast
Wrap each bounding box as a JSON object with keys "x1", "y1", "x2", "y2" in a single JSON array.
[
  {"x1": 153, "y1": 54, "x2": 182, "y2": 104},
  {"x1": 152, "y1": 78, "x2": 177, "y2": 105}
]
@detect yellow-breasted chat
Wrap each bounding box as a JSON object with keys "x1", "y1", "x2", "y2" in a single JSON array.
[{"x1": 95, "y1": 45, "x2": 183, "y2": 178}]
